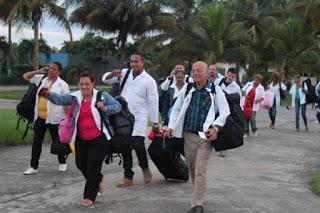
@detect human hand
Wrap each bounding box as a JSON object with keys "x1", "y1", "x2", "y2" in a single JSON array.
[
  {"x1": 169, "y1": 69, "x2": 175, "y2": 78},
  {"x1": 38, "y1": 87, "x2": 50, "y2": 97},
  {"x1": 39, "y1": 67, "x2": 49, "y2": 74},
  {"x1": 206, "y1": 127, "x2": 218, "y2": 141},
  {"x1": 166, "y1": 128, "x2": 174, "y2": 138},
  {"x1": 96, "y1": 101, "x2": 106, "y2": 112},
  {"x1": 112, "y1": 69, "x2": 122, "y2": 78}
]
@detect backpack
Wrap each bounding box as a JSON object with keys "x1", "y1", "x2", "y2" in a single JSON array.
[
  {"x1": 16, "y1": 75, "x2": 46, "y2": 140},
  {"x1": 97, "y1": 92, "x2": 135, "y2": 164},
  {"x1": 185, "y1": 82, "x2": 244, "y2": 151},
  {"x1": 303, "y1": 78, "x2": 316, "y2": 104}
]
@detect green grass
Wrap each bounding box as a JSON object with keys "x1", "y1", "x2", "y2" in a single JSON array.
[
  {"x1": 311, "y1": 170, "x2": 320, "y2": 196},
  {"x1": 0, "y1": 109, "x2": 50, "y2": 147},
  {"x1": 0, "y1": 85, "x2": 111, "y2": 101},
  {"x1": 0, "y1": 91, "x2": 25, "y2": 100}
]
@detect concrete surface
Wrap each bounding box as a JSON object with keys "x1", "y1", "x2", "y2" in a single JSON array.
[{"x1": 0, "y1": 107, "x2": 319, "y2": 213}]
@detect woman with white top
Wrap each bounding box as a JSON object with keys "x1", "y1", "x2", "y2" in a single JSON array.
[
  {"x1": 23, "y1": 62, "x2": 70, "y2": 175},
  {"x1": 289, "y1": 75, "x2": 308, "y2": 131},
  {"x1": 267, "y1": 72, "x2": 287, "y2": 129}
]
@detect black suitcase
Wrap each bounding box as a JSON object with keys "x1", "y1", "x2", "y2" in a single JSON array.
[{"x1": 148, "y1": 137, "x2": 189, "y2": 182}]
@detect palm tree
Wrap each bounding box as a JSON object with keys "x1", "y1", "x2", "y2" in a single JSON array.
[
  {"x1": 3, "y1": 0, "x2": 72, "y2": 70},
  {"x1": 70, "y1": 0, "x2": 176, "y2": 64},
  {"x1": 291, "y1": 0, "x2": 320, "y2": 31},
  {"x1": 172, "y1": 3, "x2": 253, "y2": 65},
  {"x1": 16, "y1": 39, "x2": 51, "y2": 66},
  {"x1": 0, "y1": 0, "x2": 15, "y2": 75},
  {"x1": 265, "y1": 17, "x2": 320, "y2": 76}
]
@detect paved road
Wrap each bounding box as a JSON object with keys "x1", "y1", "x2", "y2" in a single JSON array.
[{"x1": 0, "y1": 107, "x2": 319, "y2": 213}]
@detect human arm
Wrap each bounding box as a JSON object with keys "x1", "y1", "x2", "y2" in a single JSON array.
[
  {"x1": 100, "y1": 92, "x2": 122, "y2": 116},
  {"x1": 101, "y1": 69, "x2": 122, "y2": 84}
]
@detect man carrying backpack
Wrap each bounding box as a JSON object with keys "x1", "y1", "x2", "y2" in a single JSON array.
[
  {"x1": 217, "y1": 67, "x2": 242, "y2": 157},
  {"x1": 23, "y1": 61, "x2": 70, "y2": 175},
  {"x1": 102, "y1": 52, "x2": 159, "y2": 187},
  {"x1": 167, "y1": 61, "x2": 230, "y2": 213}
]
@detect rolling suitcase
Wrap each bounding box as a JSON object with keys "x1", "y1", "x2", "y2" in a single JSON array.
[{"x1": 148, "y1": 137, "x2": 189, "y2": 182}]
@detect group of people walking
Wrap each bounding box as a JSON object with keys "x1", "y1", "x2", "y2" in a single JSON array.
[{"x1": 21, "y1": 53, "x2": 320, "y2": 213}]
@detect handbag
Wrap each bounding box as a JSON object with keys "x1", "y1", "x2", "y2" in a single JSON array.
[
  {"x1": 50, "y1": 137, "x2": 71, "y2": 156},
  {"x1": 279, "y1": 83, "x2": 285, "y2": 100},
  {"x1": 58, "y1": 99, "x2": 76, "y2": 144}
]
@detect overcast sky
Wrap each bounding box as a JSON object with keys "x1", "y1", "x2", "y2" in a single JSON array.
[{"x1": 0, "y1": 1, "x2": 89, "y2": 49}]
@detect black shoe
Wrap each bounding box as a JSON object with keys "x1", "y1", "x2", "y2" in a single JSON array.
[{"x1": 187, "y1": 205, "x2": 204, "y2": 213}]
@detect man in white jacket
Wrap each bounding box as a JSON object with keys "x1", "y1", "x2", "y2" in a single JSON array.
[
  {"x1": 102, "y1": 53, "x2": 159, "y2": 187},
  {"x1": 167, "y1": 61, "x2": 230, "y2": 213}
]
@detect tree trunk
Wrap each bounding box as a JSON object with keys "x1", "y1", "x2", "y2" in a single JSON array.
[
  {"x1": 6, "y1": 21, "x2": 12, "y2": 75},
  {"x1": 33, "y1": 19, "x2": 39, "y2": 70},
  {"x1": 119, "y1": 39, "x2": 126, "y2": 66}
]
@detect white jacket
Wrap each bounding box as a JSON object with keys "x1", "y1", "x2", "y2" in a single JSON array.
[
  {"x1": 102, "y1": 69, "x2": 159, "y2": 137},
  {"x1": 31, "y1": 74, "x2": 70, "y2": 124},
  {"x1": 289, "y1": 83, "x2": 308, "y2": 107},
  {"x1": 242, "y1": 81, "x2": 265, "y2": 112},
  {"x1": 160, "y1": 75, "x2": 192, "y2": 91},
  {"x1": 268, "y1": 82, "x2": 287, "y2": 110},
  {"x1": 168, "y1": 84, "x2": 230, "y2": 138}
]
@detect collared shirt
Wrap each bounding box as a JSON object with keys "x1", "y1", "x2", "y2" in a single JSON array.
[{"x1": 184, "y1": 84, "x2": 212, "y2": 132}]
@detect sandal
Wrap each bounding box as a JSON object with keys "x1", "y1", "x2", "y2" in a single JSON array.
[{"x1": 81, "y1": 199, "x2": 94, "y2": 207}]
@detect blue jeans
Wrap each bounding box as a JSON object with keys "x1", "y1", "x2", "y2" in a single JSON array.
[
  {"x1": 268, "y1": 98, "x2": 277, "y2": 125},
  {"x1": 295, "y1": 99, "x2": 307, "y2": 129}
]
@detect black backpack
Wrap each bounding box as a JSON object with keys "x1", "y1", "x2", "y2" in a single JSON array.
[
  {"x1": 303, "y1": 78, "x2": 316, "y2": 104},
  {"x1": 185, "y1": 83, "x2": 244, "y2": 151},
  {"x1": 16, "y1": 75, "x2": 46, "y2": 140}
]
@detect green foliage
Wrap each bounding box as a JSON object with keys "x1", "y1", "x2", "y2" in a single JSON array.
[
  {"x1": 0, "y1": 91, "x2": 25, "y2": 100},
  {"x1": 311, "y1": 170, "x2": 320, "y2": 196}
]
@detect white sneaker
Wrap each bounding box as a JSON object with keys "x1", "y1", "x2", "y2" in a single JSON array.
[
  {"x1": 58, "y1": 164, "x2": 67, "y2": 172},
  {"x1": 254, "y1": 131, "x2": 258, "y2": 137},
  {"x1": 243, "y1": 134, "x2": 248, "y2": 138},
  {"x1": 24, "y1": 167, "x2": 38, "y2": 175}
]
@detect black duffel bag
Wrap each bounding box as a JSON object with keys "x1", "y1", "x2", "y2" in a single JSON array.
[{"x1": 212, "y1": 115, "x2": 244, "y2": 152}]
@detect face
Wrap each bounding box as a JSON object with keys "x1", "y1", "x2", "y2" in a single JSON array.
[
  {"x1": 47, "y1": 63, "x2": 61, "y2": 78},
  {"x1": 175, "y1": 72, "x2": 185, "y2": 85},
  {"x1": 295, "y1": 76, "x2": 300, "y2": 84},
  {"x1": 209, "y1": 64, "x2": 217, "y2": 77},
  {"x1": 130, "y1": 54, "x2": 144, "y2": 73},
  {"x1": 175, "y1": 64, "x2": 185, "y2": 73},
  {"x1": 253, "y1": 76, "x2": 262, "y2": 86},
  {"x1": 226, "y1": 72, "x2": 236, "y2": 84},
  {"x1": 192, "y1": 62, "x2": 208, "y2": 83},
  {"x1": 79, "y1": 77, "x2": 94, "y2": 97}
]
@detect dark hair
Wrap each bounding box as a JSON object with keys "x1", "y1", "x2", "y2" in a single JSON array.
[
  {"x1": 51, "y1": 61, "x2": 63, "y2": 72},
  {"x1": 79, "y1": 72, "x2": 95, "y2": 84},
  {"x1": 227, "y1": 67, "x2": 237, "y2": 74},
  {"x1": 131, "y1": 52, "x2": 144, "y2": 62}
]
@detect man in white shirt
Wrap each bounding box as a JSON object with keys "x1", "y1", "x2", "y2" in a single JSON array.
[
  {"x1": 208, "y1": 63, "x2": 224, "y2": 86},
  {"x1": 167, "y1": 61, "x2": 230, "y2": 213},
  {"x1": 102, "y1": 53, "x2": 159, "y2": 187},
  {"x1": 217, "y1": 67, "x2": 242, "y2": 157}
]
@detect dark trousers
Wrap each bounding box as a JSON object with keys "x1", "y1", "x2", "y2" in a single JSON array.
[
  {"x1": 244, "y1": 112, "x2": 257, "y2": 136},
  {"x1": 75, "y1": 134, "x2": 110, "y2": 201},
  {"x1": 122, "y1": 136, "x2": 148, "y2": 180},
  {"x1": 31, "y1": 118, "x2": 66, "y2": 169},
  {"x1": 268, "y1": 98, "x2": 277, "y2": 125},
  {"x1": 295, "y1": 99, "x2": 307, "y2": 129}
]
